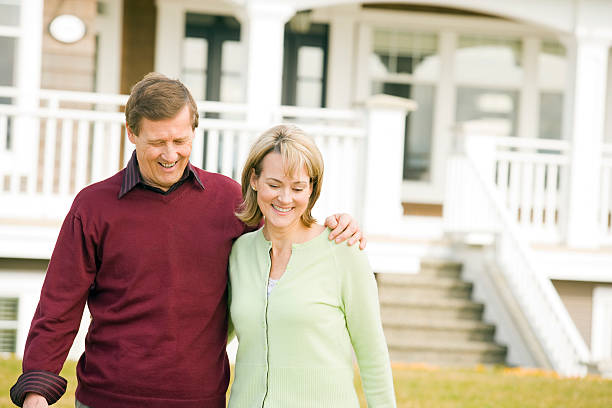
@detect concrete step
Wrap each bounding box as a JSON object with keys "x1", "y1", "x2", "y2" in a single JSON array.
[
  {"x1": 383, "y1": 318, "x2": 497, "y2": 343},
  {"x1": 377, "y1": 274, "x2": 473, "y2": 301},
  {"x1": 419, "y1": 258, "x2": 463, "y2": 279},
  {"x1": 388, "y1": 340, "x2": 507, "y2": 366},
  {"x1": 381, "y1": 298, "x2": 485, "y2": 321}
]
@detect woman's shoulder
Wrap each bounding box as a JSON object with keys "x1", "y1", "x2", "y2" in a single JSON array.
[
  {"x1": 328, "y1": 238, "x2": 371, "y2": 279},
  {"x1": 229, "y1": 230, "x2": 262, "y2": 275},
  {"x1": 329, "y1": 236, "x2": 366, "y2": 258}
]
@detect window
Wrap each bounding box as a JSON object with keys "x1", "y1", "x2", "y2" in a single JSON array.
[
  {"x1": 0, "y1": 2, "x2": 20, "y2": 26},
  {"x1": 538, "y1": 41, "x2": 567, "y2": 140},
  {"x1": 0, "y1": 1, "x2": 20, "y2": 152},
  {"x1": 282, "y1": 23, "x2": 329, "y2": 108},
  {"x1": 181, "y1": 14, "x2": 243, "y2": 103},
  {"x1": 0, "y1": 297, "x2": 18, "y2": 353},
  {"x1": 219, "y1": 40, "x2": 245, "y2": 104},
  {"x1": 455, "y1": 35, "x2": 523, "y2": 86},
  {"x1": 182, "y1": 37, "x2": 208, "y2": 101},
  {"x1": 295, "y1": 46, "x2": 324, "y2": 107},
  {"x1": 455, "y1": 35, "x2": 522, "y2": 137},
  {"x1": 370, "y1": 30, "x2": 438, "y2": 181}
]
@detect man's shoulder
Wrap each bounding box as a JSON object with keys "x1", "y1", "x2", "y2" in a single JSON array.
[
  {"x1": 71, "y1": 171, "x2": 123, "y2": 211},
  {"x1": 192, "y1": 167, "x2": 241, "y2": 198}
]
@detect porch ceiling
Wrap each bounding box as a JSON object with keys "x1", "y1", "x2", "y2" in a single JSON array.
[{"x1": 286, "y1": 0, "x2": 576, "y2": 34}]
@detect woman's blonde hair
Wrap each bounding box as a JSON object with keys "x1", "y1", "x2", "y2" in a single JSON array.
[{"x1": 236, "y1": 124, "x2": 324, "y2": 227}]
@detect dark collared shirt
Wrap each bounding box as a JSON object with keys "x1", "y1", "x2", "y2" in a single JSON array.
[{"x1": 118, "y1": 151, "x2": 204, "y2": 198}]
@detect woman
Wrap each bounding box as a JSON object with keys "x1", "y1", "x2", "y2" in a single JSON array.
[{"x1": 228, "y1": 124, "x2": 396, "y2": 407}]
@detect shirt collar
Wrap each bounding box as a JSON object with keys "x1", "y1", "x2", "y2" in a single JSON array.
[{"x1": 118, "y1": 150, "x2": 204, "y2": 198}]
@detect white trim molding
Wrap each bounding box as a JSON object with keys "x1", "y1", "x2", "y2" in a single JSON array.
[{"x1": 592, "y1": 286, "x2": 612, "y2": 362}]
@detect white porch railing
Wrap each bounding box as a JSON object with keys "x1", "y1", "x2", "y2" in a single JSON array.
[
  {"x1": 601, "y1": 143, "x2": 612, "y2": 244},
  {"x1": 450, "y1": 132, "x2": 571, "y2": 244},
  {"x1": 0, "y1": 87, "x2": 366, "y2": 223},
  {"x1": 444, "y1": 132, "x2": 591, "y2": 377}
]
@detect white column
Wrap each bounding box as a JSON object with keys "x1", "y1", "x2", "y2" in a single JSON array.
[
  {"x1": 14, "y1": 0, "x2": 43, "y2": 186},
  {"x1": 565, "y1": 36, "x2": 611, "y2": 248},
  {"x1": 240, "y1": 1, "x2": 294, "y2": 126},
  {"x1": 325, "y1": 4, "x2": 358, "y2": 109},
  {"x1": 353, "y1": 23, "x2": 371, "y2": 105},
  {"x1": 428, "y1": 30, "x2": 457, "y2": 203},
  {"x1": 95, "y1": 0, "x2": 123, "y2": 94},
  {"x1": 362, "y1": 94, "x2": 416, "y2": 235},
  {"x1": 155, "y1": 0, "x2": 184, "y2": 78},
  {"x1": 606, "y1": 47, "x2": 612, "y2": 143},
  {"x1": 17, "y1": 0, "x2": 42, "y2": 98}
]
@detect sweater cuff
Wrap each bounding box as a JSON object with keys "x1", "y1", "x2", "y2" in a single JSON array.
[{"x1": 10, "y1": 370, "x2": 68, "y2": 407}]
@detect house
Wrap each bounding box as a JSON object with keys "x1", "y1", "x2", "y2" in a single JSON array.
[{"x1": 1, "y1": 0, "x2": 611, "y2": 377}]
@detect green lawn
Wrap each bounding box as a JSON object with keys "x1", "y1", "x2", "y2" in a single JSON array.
[{"x1": 1, "y1": 356, "x2": 609, "y2": 407}]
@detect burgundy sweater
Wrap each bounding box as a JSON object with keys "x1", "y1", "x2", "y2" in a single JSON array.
[{"x1": 10, "y1": 165, "x2": 249, "y2": 408}]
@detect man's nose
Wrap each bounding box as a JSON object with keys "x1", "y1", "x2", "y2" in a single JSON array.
[{"x1": 161, "y1": 145, "x2": 179, "y2": 162}]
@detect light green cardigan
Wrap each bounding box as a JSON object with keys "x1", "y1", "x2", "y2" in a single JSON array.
[{"x1": 228, "y1": 227, "x2": 396, "y2": 407}]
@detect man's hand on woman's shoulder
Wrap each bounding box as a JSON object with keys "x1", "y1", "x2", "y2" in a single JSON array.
[{"x1": 324, "y1": 213, "x2": 367, "y2": 250}]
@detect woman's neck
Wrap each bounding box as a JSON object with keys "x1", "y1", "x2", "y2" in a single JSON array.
[{"x1": 263, "y1": 222, "x2": 323, "y2": 254}]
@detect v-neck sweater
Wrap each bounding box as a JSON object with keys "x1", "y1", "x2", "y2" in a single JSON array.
[
  {"x1": 228, "y1": 228, "x2": 396, "y2": 407},
  {"x1": 12, "y1": 166, "x2": 250, "y2": 408}
]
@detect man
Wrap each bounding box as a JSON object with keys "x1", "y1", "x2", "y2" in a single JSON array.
[{"x1": 10, "y1": 73, "x2": 364, "y2": 408}]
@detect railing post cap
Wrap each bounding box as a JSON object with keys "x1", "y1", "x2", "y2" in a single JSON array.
[{"x1": 365, "y1": 94, "x2": 418, "y2": 112}]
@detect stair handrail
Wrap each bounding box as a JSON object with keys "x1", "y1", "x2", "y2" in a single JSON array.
[{"x1": 444, "y1": 132, "x2": 591, "y2": 376}]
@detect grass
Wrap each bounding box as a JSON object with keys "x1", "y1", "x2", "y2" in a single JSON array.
[{"x1": 1, "y1": 356, "x2": 610, "y2": 407}]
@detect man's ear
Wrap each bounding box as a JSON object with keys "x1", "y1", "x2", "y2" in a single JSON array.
[{"x1": 126, "y1": 125, "x2": 137, "y2": 144}]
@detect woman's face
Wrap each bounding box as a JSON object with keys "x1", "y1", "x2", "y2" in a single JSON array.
[{"x1": 251, "y1": 152, "x2": 313, "y2": 231}]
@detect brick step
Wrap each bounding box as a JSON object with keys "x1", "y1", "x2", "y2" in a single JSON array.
[
  {"x1": 377, "y1": 275, "x2": 473, "y2": 301},
  {"x1": 388, "y1": 340, "x2": 507, "y2": 366},
  {"x1": 381, "y1": 298, "x2": 484, "y2": 321},
  {"x1": 383, "y1": 318, "x2": 496, "y2": 343}
]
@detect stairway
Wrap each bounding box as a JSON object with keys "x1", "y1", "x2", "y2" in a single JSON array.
[{"x1": 378, "y1": 258, "x2": 507, "y2": 366}]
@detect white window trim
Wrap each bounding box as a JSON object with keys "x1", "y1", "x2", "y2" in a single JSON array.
[
  {"x1": 592, "y1": 286, "x2": 612, "y2": 361},
  {"x1": 0, "y1": 26, "x2": 19, "y2": 37}
]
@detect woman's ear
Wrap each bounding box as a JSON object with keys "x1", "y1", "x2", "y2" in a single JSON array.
[{"x1": 249, "y1": 170, "x2": 257, "y2": 191}]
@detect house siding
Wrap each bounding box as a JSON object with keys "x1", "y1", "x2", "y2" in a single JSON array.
[
  {"x1": 120, "y1": 0, "x2": 156, "y2": 94},
  {"x1": 41, "y1": 0, "x2": 97, "y2": 92},
  {"x1": 551, "y1": 280, "x2": 612, "y2": 346}
]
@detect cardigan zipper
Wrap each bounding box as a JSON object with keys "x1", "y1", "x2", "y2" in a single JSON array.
[{"x1": 262, "y1": 257, "x2": 271, "y2": 407}]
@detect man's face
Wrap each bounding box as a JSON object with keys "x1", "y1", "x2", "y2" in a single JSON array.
[{"x1": 127, "y1": 105, "x2": 194, "y2": 191}]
